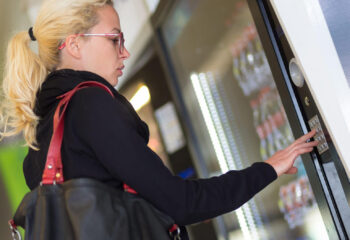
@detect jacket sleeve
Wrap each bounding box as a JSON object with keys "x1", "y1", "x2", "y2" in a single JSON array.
[{"x1": 68, "y1": 87, "x2": 277, "y2": 225}]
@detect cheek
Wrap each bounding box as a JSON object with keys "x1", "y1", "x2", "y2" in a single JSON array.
[
  {"x1": 98, "y1": 52, "x2": 119, "y2": 84},
  {"x1": 98, "y1": 46, "x2": 118, "y2": 66},
  {"x1": 81, "y1": 46, "x2": 102, "y2": 70},
  {"x1": 80, "y1": 41, "x2": 119, "y2": 83},
  {"x1": 86, "y1": 48, "x2": 116, "y2": 74}
]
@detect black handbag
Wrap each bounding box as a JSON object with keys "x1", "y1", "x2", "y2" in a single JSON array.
[{"x1": 9, "y1": 81, "x2": 181, "y2": 240}]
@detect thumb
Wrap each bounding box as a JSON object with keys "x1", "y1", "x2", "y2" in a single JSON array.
[{"x1": 285, "y1": 166, "x2": 298, "y2": 174}]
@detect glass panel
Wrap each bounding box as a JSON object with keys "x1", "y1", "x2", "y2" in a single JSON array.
[
  {"x1": 122, "y1": 82, "x2": 171, "y2": 168},
  {"x1": 161, "y1": 0, "x2": 329, "y2": 239}
]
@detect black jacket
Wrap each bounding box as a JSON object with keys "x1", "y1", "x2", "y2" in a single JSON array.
[{"x1": 24, "y1": 69, "x2": 277, "y2": 235}]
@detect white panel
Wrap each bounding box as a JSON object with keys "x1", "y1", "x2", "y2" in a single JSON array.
[
  {"x1": 270, "y1": 0, "x2": 350, "y2": 178},
  {"x1": 144, "y1": 0, "x2": 160, "y2": 13}
]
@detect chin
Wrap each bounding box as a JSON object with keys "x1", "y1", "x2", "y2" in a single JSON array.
[
  {"x1": 106, "y1": 76, "x2": 118, "y2": 87},
  {"x1": 111, "y1": 78, "x2": 118, "y2": 87}
]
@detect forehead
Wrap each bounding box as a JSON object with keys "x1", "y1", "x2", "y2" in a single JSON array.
[{"x1": 93, "y1": 5, "x2": 121, "y2": 32}]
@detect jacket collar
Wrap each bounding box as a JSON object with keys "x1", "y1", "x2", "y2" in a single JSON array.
[
  {"x1": 34, "y1": 69, "x2": 149, "y2": 143},
  {"x1": 35, "y1": 69, "x2": 118, "y2": 117}
]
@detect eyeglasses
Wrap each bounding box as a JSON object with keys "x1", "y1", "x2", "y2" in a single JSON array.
[{"x1": 58, "y1": 32, "x2": 125, "y2": 54}]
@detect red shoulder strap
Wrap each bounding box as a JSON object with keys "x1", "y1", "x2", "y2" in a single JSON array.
[{"x1": 41, "y1": 81, "x2": 114, "y2": 185}]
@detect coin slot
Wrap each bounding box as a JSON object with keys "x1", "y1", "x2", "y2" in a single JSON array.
[{"x1": 289, "y1": 58, "x2": 305, "y2": 88}]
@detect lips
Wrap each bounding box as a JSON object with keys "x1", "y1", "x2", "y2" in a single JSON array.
[
  {"x1": 117, "y1": 65, "x2": 125, "y2": 71},
  {"x1": 117, "y1": 65, "x2": 124, "y2": 76}
]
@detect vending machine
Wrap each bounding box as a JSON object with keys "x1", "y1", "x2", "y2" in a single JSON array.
[
  {"x1": 249, "y1": 0, "x2": 350, "y2": 238},
  {"x1": 152, "y1": 0, "x2": 350, "y2": 239}
]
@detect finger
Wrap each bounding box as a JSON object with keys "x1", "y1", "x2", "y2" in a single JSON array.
[
  {"x1": 296, "y1": 129, "x2": 316, "y2": 143},
  {"x1": 285, "y1": 139, "x2": 301, "y2": 152},
  {"x1": 286, "y1": 140, "x2": 316, "y2": 154},
  {"x1": 285, "y1": 129, "x2": 317, "y2": 151},
  {"x1": 285, "y1": 148, "x2": 311, "y2": 166},
  {"x1": 292, "y1": 147, "x2": 314, "y2": 160},
  {"x1": 286, "y1": 143, "x2": 300, "y2": 155},
  {"x1": 286, "y1": 133, "x2": 318, "y2": 154},
  {"x1": 295, "y1": 129, "x2": 317, "y2": 144},
  {"x1": 301, "y1": 140, "x2": 319, "y2": 148},
  {"x1": 285, "y1": 166, "x2": 298, "y2": 174},
  {"x1": 295, "y1": 140, "x2": 319, "y2": 150}
]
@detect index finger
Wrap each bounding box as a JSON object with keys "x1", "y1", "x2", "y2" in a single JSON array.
[{"x1": 295, "y1": 129, "x2": 317, "y2": 144}]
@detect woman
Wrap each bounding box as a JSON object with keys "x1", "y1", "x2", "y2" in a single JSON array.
[{"x1": 0, "y1": 0, "x2": 318, "y2": 239}]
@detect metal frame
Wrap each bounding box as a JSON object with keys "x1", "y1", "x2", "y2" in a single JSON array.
[{"x1": 151, "y1": 0, "x2": 210, "y2": 182}]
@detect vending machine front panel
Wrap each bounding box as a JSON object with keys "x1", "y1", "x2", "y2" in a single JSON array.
[{"x1": 247, "y1": 0, "x2": 350, "y2": 238}]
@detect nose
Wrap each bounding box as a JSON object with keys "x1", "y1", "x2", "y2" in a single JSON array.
[{"x1": 120, "y1": 47, "x2": 130, "y2": 59}]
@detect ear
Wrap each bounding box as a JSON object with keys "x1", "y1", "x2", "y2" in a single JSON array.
[{"x1": 64, "y1": 35, "x2": 82, "y2": 59}]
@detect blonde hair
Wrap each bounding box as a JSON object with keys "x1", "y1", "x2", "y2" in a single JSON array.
[{"x1": 0, "y1": 0, "x2": 113, "y2": 150}]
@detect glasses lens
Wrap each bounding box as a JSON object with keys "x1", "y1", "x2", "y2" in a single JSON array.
[{"x1": 119, "y1": 33, "x2": 124, "y2": 54}]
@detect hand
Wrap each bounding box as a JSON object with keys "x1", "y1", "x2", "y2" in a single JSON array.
[{"x1": 265, "y1": 129, "x2": 318, "y2": 177}]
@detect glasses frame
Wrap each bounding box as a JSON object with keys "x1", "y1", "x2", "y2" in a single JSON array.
[{"x1": 58, "y1": 32, "x2": 125, "y2": 54}]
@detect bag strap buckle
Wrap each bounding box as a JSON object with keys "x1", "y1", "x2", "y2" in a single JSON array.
[
  {"x1": 169, "y1": 224, "x2": 181, "y2": 240},
  {"x1": 8, "y1": 220, "x2": 22, "y2": 240}
]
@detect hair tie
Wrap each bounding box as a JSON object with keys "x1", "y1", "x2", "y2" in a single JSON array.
[{"x1": 28, "y1": 27, "x2": 36, "y2": 41}]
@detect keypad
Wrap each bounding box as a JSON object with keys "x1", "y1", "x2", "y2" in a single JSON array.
[{"x1": 308, "y1": 115, "x2": 329, "y2": 154}]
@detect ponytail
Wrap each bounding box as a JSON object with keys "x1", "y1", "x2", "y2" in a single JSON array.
[
  {"x1": 0, "y1": 31, "x2": 47, "y2": 150},
  {"x1": 0, "y1": 0, "x2": 113, "y2": 150}
]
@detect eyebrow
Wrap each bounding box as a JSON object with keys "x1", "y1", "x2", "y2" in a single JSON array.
[{"x1": 110, "y1": 28, "x2": 121, "y2": 33}]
